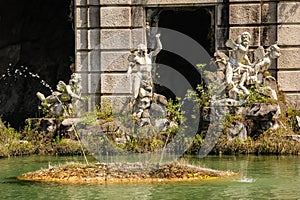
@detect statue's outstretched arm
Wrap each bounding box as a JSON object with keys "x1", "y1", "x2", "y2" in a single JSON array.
[
  {"x1": 66, "y1": 85, "x2": 81, "y2": 99},
  {"x1": 152, "y1": 33, "x2": 162, "y2": 57}
]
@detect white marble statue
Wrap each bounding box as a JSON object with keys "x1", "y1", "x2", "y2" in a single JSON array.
[
  {"x1": 223, "y1": 32, "x2": 280, "y2": 101},
  {"x1": 36, "y1": 72, "x2": 82, "y2": 117},
  {"x1": 225, "y1": 32, "x2": 253, "y2": 99},
  {"x1": 127, "y1": 33, "x2": 162, "y2": 119}
]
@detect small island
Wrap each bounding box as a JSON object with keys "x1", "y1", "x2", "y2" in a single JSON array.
[{"x1": 18, "y1": 161, "x2": 236, "y2": 184}]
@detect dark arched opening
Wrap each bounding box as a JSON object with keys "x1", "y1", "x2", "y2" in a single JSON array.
[
  {"x1": 148, "y1": 7, "x2": 215, "y2": 99},
  {"x1": 0, "y1": 0, "x2": 75, "y2": 128}
]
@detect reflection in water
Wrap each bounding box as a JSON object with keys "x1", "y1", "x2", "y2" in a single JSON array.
[{"x1": 1, "y1": 155, "x2": 300, "y2": 199}]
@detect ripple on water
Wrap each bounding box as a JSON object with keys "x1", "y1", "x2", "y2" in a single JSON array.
[{"x1": 234, "y1": 176, "x2": 256, "y2": 183}]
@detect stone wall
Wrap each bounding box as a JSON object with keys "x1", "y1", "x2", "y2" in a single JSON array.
[
  {"x1": 75, "y1": 0, "x2": 300, "y2": 110},
  {"x1": 277, "y1": 1, "x2": 300, "y2": 109},
  {"x1": 228, "y1": 0, "x2": 300, "y2": 109}
]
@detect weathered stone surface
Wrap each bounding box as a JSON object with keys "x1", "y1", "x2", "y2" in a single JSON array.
[
  {"x1": 229, "y1": 0, "x2": 271, "y2": 2},
  {"x1": 88, "y1": 6, "x2": 100, "y2": 28},
  {"x1": 217, "y1": 4, "x2": 229, "y2": 26},
  {"x1": 76, "y1": 7, "x2": 87, "y2": 28},
  {"x1": 131, "y1": 28, "x2": 145, "y2": 49},
  {"x1": 100, "y1": 7, "x2": 131, "y2": 27},
  {"x1": 88, "y1": 29, "x2": 100, "y2": 49},
  {"x1": 78, "y1": 73, "x2": 88, "y2": 94},
  {"x1": 88, "y1": 50, "x2": 100, "y2": 72},
  {"x1": 227, "y1": 121, "x2": 247, "y2": 141},
  {"x1": 229, "y1": 27, "x2": 260, "y2": 46},
  {"x1": 155, "y1": 118, "x2": 169, "y2": 132},
  {"x1": 76, "y1": 0, "x2": 87, "y2": 5},
  {"x1": 76, "y1": 29, "x2": 88, "y2": 50},
  {"x1": 278, "y1": 71, "x2": 300, "y2": 92},
  {"x1": 149, "y1": 103, "x2": 166, "y2": 118},
  {"x1": 260, "y1": 26, "x2": 276, "y2": 46},
  {"x1": 62, "y1": 118, "x2": 83, "y2": 126},
  {"x1": 76, "y1": 52, "x2": 88, "y2": 72},
  {"x1": 229, "y1": 4, "x2": 261, "y2": 24},
  {"x1": 88, "y1": 73, "x2": 101, "y2": 94},
  {"x1": 101, "y1": 95, "x2": 131, "y2": 111},
  {"x1": 216, "y1": 28, "x2": 228, "y2": 48},
  {"x1": 87, "y1": 0, "x2": 99, "y2": 5},
  {"x1": 278, "y1": 25, "x2": 300, "y2": 46},
  {"x1": 100, "y1": 0, "x2": 131, "y2": 5},
  {"x1": 101, "y1": 74, "x2": 131, "y2": 94},
  {"x1": 146, "y1": 0, "x2": 219, "y2": 5},
  {"x1": 262, "y1": 2, "x2": 277, "y2": 23},
  {"x1": 245, "y1": 103, "x2": 278, "y2": 120},
  {"x1": 101, "y1": 51, "x2": 129, "y2": 72},
  {"x1": 278, "y1": 48, "x2": 300, "y2": 70},
  {"x1": 153, "y1": 93, "x2": 168, "y2": 106},
  {"x1": 285, "y1": 94, "x2": 300, "y2": 110},
  {"x1": 264, "y1": 76, "x2": 278, "y2": 92},
  {"x1": 100, "y1": 29, "x2": 131, "y2": 49},
  {"x1": 131, "y1": 7, "x2": 144, "y2": 27},
  {"x1": 278, "y1": 2, "x2": 300, "y2": 23}
]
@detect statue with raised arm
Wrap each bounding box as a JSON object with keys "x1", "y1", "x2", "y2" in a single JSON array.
[
  {"x1": 127, "y1": 33, "x2": 162, "y2": 120},
  {"x1": 225, "y1": 32, "x2": 254, "y2": 99}
]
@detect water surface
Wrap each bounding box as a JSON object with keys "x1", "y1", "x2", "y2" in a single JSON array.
[{"x1": 1, "y1": 155, "x2": 300, "y2": 199}]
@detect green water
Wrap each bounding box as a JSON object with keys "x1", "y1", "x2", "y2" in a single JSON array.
[{"x1": 1, "y1": 155, "x2": 300, "y2": 199}]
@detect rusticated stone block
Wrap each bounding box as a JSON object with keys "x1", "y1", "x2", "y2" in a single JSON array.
[
  {"x1": 100, "y1": 7, "x2": 131, "y2": 27},
  {"x1": 131, "y1": 28, "x2": 145, "y2": 49},
  {"x1": 131, "y1": 7, "x2": 144, "y2": 27},
  {"x1": 100, "y1": 0, "x2": 131, "y2": 5},
  {"x1": 76, "y1": 52, "x2": 88, "y2": 72},
  {"x1": 278, "y1": 48, "x2": 300, "y2": 70},
  {"x1": 278, "y1": 2, "x2": 300, "y2": 23},
  {"x1": 88, "y1": 50, "x2": 101, "y2": 72},
  {"x1": 260, "y1": 26, "x2": 276, "y2": 46},
  {"x1": 230, "y1": 4, "x2": 261, "y2": 24},
  {"x1": 88, "y1": 73, "x2": 101, "y2": 93},
  {"x1": 101, "y1": 74, "x2": 131, "y2": 94},
  {"x1": 278, "y1": 71, "x2": 300, "y2": 92},
  {"x1": 278, "y1": 25, "x2": 300, "y2": 46},
  {"x1": 78, "y1": 73, "x2": 88, "y2": 94},
  {"x1": 101, "y1": 51, "x2": 129, "y2": 72},
  {"x1": 76, "y1": 7, "x2": 87, "y2": 28},
  {"x1": 100, "y1": 29, "x2": 131, "y2": 49},
  {"x1": 285, "y1": 94, "x2": 300, "y2": 110},
  {"x1": 216, "y1": 27, "x2": 228, "y2": 48},
  {"x1": 262, "y1": 2, "x2": 277, "y2": 23},
  {"x1": 229, "y1": 0, "x2": 266, "y2": 2},
  {"x1": 229, "y1": 27, "x2": 260, "y2": 46},
  {"x1": 76, "y1": 29, "x2": 88, "y2": 49},
  {"x1": 217, "y1": 4, "x2": 229, "y2": 26},
  {"x1": 146, "y1": 0, "x2": 218, "y2": 5},
  {"x1": 101, "y1": 95, "x2": 131, "y2": 111},
  {"x1": 87, "y1": 0, "x2": 99, "y2": 5},
  {"x1": 88, "y1": 29, "x2": 100, "y2": 49},
  {"x1": 88, "y1": 7, "x2": 100, "y2": 28},
  {"x1": 76, "y1": 0, "x2": 87, "y2": 6}
]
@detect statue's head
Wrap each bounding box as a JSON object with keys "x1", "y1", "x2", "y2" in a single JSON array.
[
  {"x1": 240, "y1": 32, "x2": 251, "y2": 45},
  {"x1": 69, "y1": 73, "x2": 80, "y2": 85},
  {"x1": 56, "y1": 81, "x2": 67, "y2": 92},
  {"x1": 268, "y1": 44, "x2": 281, "y2": 59},
  {"x1": 137, "y1": 44, "x2": 147, "y2": 53}
]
